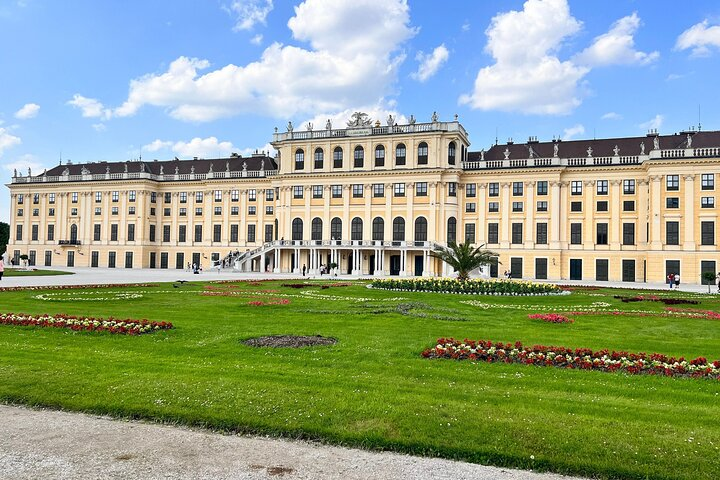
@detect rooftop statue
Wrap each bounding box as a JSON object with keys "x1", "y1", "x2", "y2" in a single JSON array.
[
  {"x1": 553, "y1": 143, "x2": 559, "y2": 157},
  {"x1": 640, "y1": 142, "x2": 645, "y2": 155},
  {"x1": 687, "y1": 134, "x2": 693, "y2": 148},
  {"x1": 653, "y1": 136, "x2": 660, "y2": 150},
  {"x1": 347, "y1": 112, "x2": 372, "y2": 127},
  {"x1": 325, "y1": 119, "x2": 332, "y2": 130}
]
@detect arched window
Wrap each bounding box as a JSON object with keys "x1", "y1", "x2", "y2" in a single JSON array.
[
  {"x1": 414, "y1": 217, "x2": 428, "y2": 242},
  {"x1": 372, "y1": 217, "x2": 384, "y2": 241},
  {"x1": 393, "y1": 217, "x2": 405, "y2": 242},
  {"x1": 396, "y1": 143, "x2": 406, "y2": 166},
  {"x1": 447, "y1": 217, "x2": 457, "y2": 244},
  {"x1": 311, "y1": 217, "x2": 323, "y2": 241},
  {"x1": 333, "y1": 147, "x2": 343, "y2": 168},
  {"x1": 292, "y1": 218, "x2": 303, "y2": 241},
  {"x1": 294, "y1": 149, "x2": 304, "y2": 170},
  {"x1": 330, "y1": 217, "x2": 342, "y2": 240},
  {"x1": 351, "y1": 217, "x2": 363, "y2": 241},
  {"x1": 314, "y1": 148, "x2": 324, "y2": 169},
  {"x1": 70, "y1": 224, "x2": 78, "y2": 242},
  {"x1": 354, "y1": 146, "x2": 364, "y2": 168},
  {"x1": 448, "y1": 141, "x2": 456, "y2": 165},
  {"x1": 374, "y1": 145, "x2": 385, "y2": 167},
  {"x1": 417, "y1": 142, "x2": 428, "y2": 165}
]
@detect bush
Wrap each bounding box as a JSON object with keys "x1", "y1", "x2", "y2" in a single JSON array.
[{"x1": 371, "y1": 278, "x2": 562, "y2": 296}]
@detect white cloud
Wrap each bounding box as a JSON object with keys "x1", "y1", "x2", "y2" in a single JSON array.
[
  {"x1": 238, "y1": 142, "x2": 276, "y2": 157},
  {"x1": 3, "y1": 153, "x2": 43, "y2": 175},
  {"x1": 601, "y1": 112, "x2": 622, "y2": 120},
  {"x1": 14, "y1": 103, "x2": 40, "y2": 119},
  {"x1": 226, "y1": 0, "x2": 273, "y2": 31},
  {"x1": 0, "y1": 127, "x2": 22, "y2": 156},
  {"x1": 562, "y1": 124, "x2": 585, "y2": 140},
  {"x1": 67, "y1": 94, "x2": 112, "y2": 120},
  {"x1": 666, "y1": 72, "x2": 691, "y2": 81},
  {"x1": 574, "y1": 13, "x2": 658, "y2": 66},
  {"x1": 143, "y1": 137, "x2": 236, "y2": 158},
  {"x1": 462, "y1": 22, "x2": 470, "y2": 32},
  {"x1": 675, "y1": 20, "x2": 720, "y2": 57},
  {"x1": 640, "y1": 114, "x2": 664, "y2": 131},
  {"x1": 79, "y1": 0, "x2": 416, "y2": 122},
  {"x1": 250, "y1": 34, "x2": 263, "y2": 45},
  {"x1": 92, "y1": 123, "x2": 107, "y2": 132},
  {"x1": 143, "y1": 139, "x2": 173, "y2": 152},
  {"x1": 459, "y1": 0, "x2": 588, "y2": 115},
  {"x1": 300, "y1": 102, "x2": 409, "y2": 133},
  {"x1": 411, "y1": 44, "x2": 449, "y2": 82}
]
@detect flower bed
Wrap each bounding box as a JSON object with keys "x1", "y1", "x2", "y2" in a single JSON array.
[
  {"x1": 614, "y1": 295, "x2": 699, "y2": 305},
  {"x1": 0, "y1": 283, "x2": 154, "y2": 292},
  {"x1": 0, "y1": 312, "x2": 173, "y2": 335},
  {"x1": 422, "y1": 338, "x2": 720, "y2": 380},
  {"x1": 371, "y1": 278, "x2": 562, "y2": 296},
  {"x1": 248, "y1": 298, "x2": 291, "y2": 306},
  {"x1": 528, "y1": 313, "x2": 574, "y2": 323}
]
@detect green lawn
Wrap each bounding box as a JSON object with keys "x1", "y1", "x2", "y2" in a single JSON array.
[
  {"x1": 1, "y1": 280, "x2": 719, "y2": 480},
  {"x1": 3, "y1": 268, "x2": 74, "y2": 276}
]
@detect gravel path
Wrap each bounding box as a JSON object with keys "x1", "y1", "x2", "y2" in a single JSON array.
[{"x1": 0, "y1": 405, "x2": 587, "y2": 480}]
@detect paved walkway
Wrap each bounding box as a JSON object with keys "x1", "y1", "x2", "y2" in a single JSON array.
[{"x1": 0, "y1": 405, "x2": 585, "y2": 480}]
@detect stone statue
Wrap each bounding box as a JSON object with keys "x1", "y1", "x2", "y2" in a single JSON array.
[
  {"x1": 106, "y1": 166, "x2": 110, "y2": 174},
  {"x1": 640, "y1": 142, "x2": 645, "y2": 155},
  {"x1": 408, "y1": 114, "x2": 416, "y2": 125},
  {"x1": 386, "y1": 114, "x2": 395, "y2": 127},
  {"x1": 346, "y1": 112, "x2": 372, "y2": 127},
  {"x1": 306, "y1": 122, "x2": 313, "y2": 131},
  {"x1": 175, "y1": 166, "x2": 179, "y2": 175},
  {"x1": 159, "y1": 166, "x2": 164, "y2": 175},
  {"x1": 431, "y1": 111, "x2": 438, "y2": 122},
  {"x1": 62, "y1": 167, "x2": 70, "y2": 176},
  {"x1": 81, "y1": 166, "x2": 90, "y2": 175},
  {"x1": 28, "y1": 167, "x2": 32, "y2": 176},
  {"x1": 190, "y1": 165, "x2": 195, "y2": 174},
  {"x1": 13, "y1": 169, "x2": 17, "y2": 177},
  {"x1": 553, "y1": 143, "x2": 559, "y2": 157},
  {"x1": 528, "y1": 145, "x2": 535, "y2": 158},
  {"x1": 124, "y1": 163, "x2": 128, "y2": 173},
  {"x1": 653, "y1": 136, "x2": 660, "y2": 150},
  {"x1": 208, "y1": 163, "x2": 213, "y2": 173},
  {"x1": 503, "y1": 147, "x2": 510, "y2": 160},
  {"x1": 480, "y1": 149, "x2": 485, "y2": 161},
  {"x1": 325, "y1": 119, "x2": 332, "y2": 130},
  {"x1": 613, "y1": 145, "x2": 620, "y2": 156},
  {"x1": 226, "y1": 161, "x2": 230, "y2": 172},
  {"x1": 260, "y1": 160, "x2": 265, "y2": 172},
  {"x1": 287, "y1": 121, "x2": 293, "y2": 132},
  {"x1": 242, "y1": 161, "x2": 247, "y2": 171},
  {"x1": 687, "y1": 134, "x2": 693, "y2": 148},
  {"x1": 586, "y1": 146, "x2": 593, "y2": 157}
]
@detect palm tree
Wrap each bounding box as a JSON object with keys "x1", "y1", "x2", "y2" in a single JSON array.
[{"x1": 431, "y1": 242, "x2": 499, "y2": 282}]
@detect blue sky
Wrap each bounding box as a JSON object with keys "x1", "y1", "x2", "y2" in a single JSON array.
[{"x1": 2, "y1": 0, "x2": 720, "y2": 222}]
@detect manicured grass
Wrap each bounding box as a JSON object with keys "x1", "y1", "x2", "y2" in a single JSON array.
[
  {"x1": 1, "y1": 280, "x2": 719, "y2": 480},
  {"x1": 3, "y1": 268, "x2": 74, "y2": 277}
]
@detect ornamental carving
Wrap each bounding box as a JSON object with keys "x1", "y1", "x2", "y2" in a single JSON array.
[{"x1": 347, "y1": 112, "x2": 372, "y2": 127}]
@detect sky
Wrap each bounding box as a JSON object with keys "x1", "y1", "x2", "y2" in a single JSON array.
[{"x1": 2, "y1": 0, "x2": 720, "y2": 223}]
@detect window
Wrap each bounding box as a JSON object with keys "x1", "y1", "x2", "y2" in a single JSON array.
[
  {"x1": 230, "y1": 225, "x2": 239, "y2": 243},
  {"x1": 702, "y1": 196, "x2": 715, "y2": 208},
  {"x1": 32, "y1": 208, "x2": 39, "y2": 216},
  {"x1": 447, "y1": 217, "x2": 457, "y2": 244},
  {"x1": 488, "y1": 202, "x2": 499, "y2": 213},
  {"x1": 511, "y1": 223, "x2": 523, "y2": 244},
  {"x1": 214, "y1": 190, "x2": 222, "y2": 202},
  {"x1": 448, "y1": 142, "x2": 456, "y2": 165},
  {"x1": 352, "y1": 184, "x2": 363, "y2": 198},
  {"x1": 248, "y1": 189, "x2": 256, "y2": 201},
  {"x1": 333, "y1": 147, "x2": 343, "y2": 168},
  {"x1": 466, "y1": 202, "x2": 476, "y2": 213},
  {"x1": 311, "y1": 218, "x2": 323, "y2": 241},
  {"x1": 448, "y1": 182, "x2": 457, "y2": 197},
  {"x1": 112, "y1": 207, "x2": 119, "y2": 215},
  {"x1": 194, "y1": 224, "x2": 203, "y2": 242},
  {"x1": 180, "y1": 192, "x2": 187, "y2": 203},
  {"x1": 395, "y1": 143, "x2": 406, "y2": 166},
  {"x1": 108, "y1": 252, "x2": 116, "y2": 268},
  {"x1": 31, "y1": 224, "x2": 38, "y2": 241},
  {"x1": 487, "y1": 223, "x2": 499, "y2": 244},
  {"x1": 314, "y1": 148, "x2": 324, "y2": 169},
  {"x1": 295, "y1": 149, "x2": 305, "y2": 170},
  {"x1": 164, "y1": 192, "x2": 172, "y2": 203},
  {"x1": 489, "y1": 182, "x2": 499, "y2": 197},
  {"x1": 292, "y1": 218, "x2": 303, "y2": 241},
  {"x1": 72, "y1": 192, "x2": 78, "y2": 203},
  {"x1": 47, "y1": 224, "x2": 55, "y2": 241},
  {"x1": 597, "y1": 201, "x2": 609, "y2": 212},
  {"x1": 15, "y1": 225, "x2": 22, "y2": 241},
  {"x1": 332, "y1": 185, "x2": 342, "y2": 198},
  {"x1": 417, "y1": 142, "x2": 428, "y2": 165},
  {"x1": 415, "y1": 217, "x2": 428, "y2": 241},
  {"x1": 537, "y1": 201, "x2": 548, "y2": 212},
  {"x1": 596, "y1": 180, "x2": 608, "y2": 195},
  {"x1": 415, "y1": 182, "x2": 428, "y2": 196},
  {"x1": 666, "y1": 175, "x2": 679, "y2": 191},
  {"x1": 666, "y1": 221, "x2": 679, "y2": 245},
  {"x1": 536, "y1": 223, "x2": 547, "y2": 244},
  {"x1": 247, "y1": 224, "x2": 256, "y2": 242},
  {"x1": 179, "y1": 208, "x2": 187, "y2": 216},
  {"x1": 248, "y1": 206, "x2": 256, "y2": 215},
  {"x1": 351, "y1": 217, "x2": 363, "y2": 241},
  {"x1": 94, "y1": 207, "x2": 100, "y2": 216},
  {"x1": 568, "y1": 201, "x2": 581, "y2": 212},
  {"x1": 129, "y1": 191, "x2": 136, "y2": 202},
  {"x1": 265, "y1": 189, "x2": 274, "y2": 201},
  {"x1": 213, "y1": 224, "x2": 221, "y2": 242},
  {"x1": 33, "y1": 193, "x2": 39, "y2": 204},
  {"x1": 164, "y1": 225, "x2": 171, "y2": 242},
  {"x1": 466, "y1": 183, "x2": 476, "y2": 197},
  {"x1": 128, "y1": 206, "x2": 136, "y2": 215},
  {"x1": 151, "y1": 192, "x2": 157, "y2": 203},
  {"x1": 95, "y1": 192, "x2": 102, "y2": 203},
  {"x1": 373, "y1": 184, "x2": 384, "y2": 197},
  {"x1": 224, "y1": 189, "x2": 236, "y2": 202},
  {"x1": 570, "y1": 223, "x2": 582, "y2": 244},
  {"x1": 702, "y1": 174, "x2": 715, "y2": 190},
  {"x1": 111, "y1": 191, "x2": 118, "y2": 202},
  {"x1": 537, "y1": 181, "x2": 548, "y2": 196},
  {"x1": 596, "y1": 223, "x2": 608, "y2": 245},
  {"x1": 266, "y1": 206, "x2": 273, "y2": 215},
  {"x1": 512, "y1": 201, "x2": 523, "y2": 212},
  {"x1": 312, "y1": 185, "x2": 323, "y2": 199},
  {"x1": 392, "y1": 217, "x2": 405, "y2": 241},
  {"x1": 394, "y1": 183, "x2": 405, "y2": 197},
  {"x1": 623, "y1": 223, "x2": 635, "y2": 245},
  {"x1": 127, "y1": 224, "x2": 135, "y2": 241},
  {"x1": 374, "y1": 145, "x2": 385, "y2": 167},
  {"x1": 16, "y1": 208, "x2": 23, "y2": 217},
  {"x1": 623, "y1": 200, "x2": 635, "y2": 212},
  {"x1": 354, "y1": 146, "x2": 364, "y2": 168},
  {"x1": 265, "y1": 224, "x2": 274, "y2": 243},
  {"x1": 17, "y1": 194, "x2": 23, "y2": 204},
  {"x1": 465, "y1": 223, "x2": 476, "y2": 243},
  {"x1": 195, "y1": 208, "x2": 202, "y2": 216},
  {"x1": 149, "y1": 224, "x2": 156, "y2": 242},
  {"x1": 701, "y1": 221, "x2": 715, "y2": 245},
  {"x1": 666, "y1": 197, "x2": 679, "y2": 209},
  {"x1": 571, "y1": 181, "x2": 582, "y2": 195},
  {"x1": 162, "y1": 207, "x2": 170, "y2": 216},
  {"x1": 214, "y1": 206, "x2": 222, "y2": 215},
  {"x1": 71, "y1": 208, "x2": 78, "y2": 216},
  {"x1": 49, "y1": 193, "x2": 55, "y2": 204},
  {"x1": 195, "y1": 192, "x2": 203, "y2": 203},
  {"x1": 623, "y1": 179, "x2": 635, "y2": 194},
  {"x1": 372, "y1": 217, "x2": 384, "y2": 241},
  {"x1": 330, "y1": 218, "x2": 342, "y2": 240},
  {"x1": 110, "y1": 224, "x2": 118, "y2": 241},
  {"x1": 293, "y1": 186, "x2": 303, "y2": 199},
  {"x1": 512, "y1": 182, "x2": 523, "y2": 196},
  {"x1": 178, "y1": 225, "x2": 186, "y2": 242}
]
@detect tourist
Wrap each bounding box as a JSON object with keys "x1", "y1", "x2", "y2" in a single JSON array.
[
  {"x1": 0, "y1": 257, "x2": 4, "y2": 281},
  {"x1": 674, "y1": 273, "x2": 680, "y2": 289},
  {"x1": 667, "y1": 273, "x2": 673, "y2": 289},
  {"x1": 302, "y1": 264, "x2": 307, "y2": 276},
  {"x1": 319, "y1": 263, "x2": 324, "y2": 275}
]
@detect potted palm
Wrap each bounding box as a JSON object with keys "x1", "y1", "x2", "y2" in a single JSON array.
[{"x1": 431, "y1": 242, "x2": 499, "y2": 282}]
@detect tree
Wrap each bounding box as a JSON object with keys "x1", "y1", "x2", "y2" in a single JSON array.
[
  {"x1": 0, "y1": 221, "x2": 9, "y2": 256},
  {"x1": 431, "y1": 242, "x2": 499, "y2": 282},
  {"x1": 702, "y1": 271, "x2": 717, "y2": 294}
]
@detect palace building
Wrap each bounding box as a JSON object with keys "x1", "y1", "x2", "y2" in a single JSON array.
[{"x1": 6, "y1": 112, "x2": 720, "y2": 284}]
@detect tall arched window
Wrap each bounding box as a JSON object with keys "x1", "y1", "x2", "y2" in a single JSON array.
[
  {"x1": 292, "y1": 218, "x2": 303, "y2": 241},
  {"x1": 396, "y1": 143, "x2": 406, "y2": 166},
  {"x1": 330, "y1": 217, "x2": 342, "y2": 240},
  {"x1": 417, "y1": 142, "x2": 428, "y2": 165},
  {"x1": 393, "y1": 217, "x2": 405, "y2": 242},
  {"x1": 351, "y1": 217, "x2": 363, "y2": 241},
  {"x1": 294, "y1": 149, "x2": 304, "y2": 170},
  {"x1": 70, "y1": 224, "x2": 78, "y2": 243},
  {"x1": 374, "y1": 145, "x2": 385, "y2": 167},
  {"x1": 311, "y1": 217, "x2": 323, "y2": 241},
  {"x1": 372, "y1": 217, "x2": 384, "y2": 241},
  {"x1": 414, "y1": 217, "x2": 428, "y2": 242},
  {"x1": 314, "y1": 148, "x2": 324, "y2": 169},
  {"x1": 354, "y1": 146, "x2": 364, "y2": 168},
  {"x1": 447, "y1": 217, "x2": 457, "y2": 244},
  {"x1": 333, "y1": 147, "x2": 343, "y2": 168},
  {"x1": 448, "y1": 141, "x2": 456, "y2": 165}
]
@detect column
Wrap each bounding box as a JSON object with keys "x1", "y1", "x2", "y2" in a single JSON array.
[
  {"x1": 610, "y1": 180, "x2": 622, "y2": 249},
  {"x1": 428, "y1": 181, "x2": 437, "y2": 244},
  {"x1": 477, "y1": 183, "x2": 487, "y2": 244},
  {"x1": 500, "y1": 182, "x2": 510, "y2": 248},
  {"x1": 399, "y1": 249, "x2": 407, "y2": 276},
  {"x1": 342, "y1": 185, "x2": 350, "y2": 240},
  {"x1": 683, "y1": 174, "x2": 696, "y2": 249},
  {"x1": 583, "y1": 180, "x2": 595, "y2": 246},
  {"x1": 637, "y1": 179, "x2": 649, "y2": 248},
  {"x1": 649, "y1": 175, "x2": 663, "y2": 249},
  {"x1": 524, "y1": 181, "x2": 535, "y2": 246}
]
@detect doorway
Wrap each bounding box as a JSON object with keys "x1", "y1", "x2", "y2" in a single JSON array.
[
  {"x1": 622, "y1": 259, "x2": 635, "y2": 282},
  {"x1": 569, "y1": 259, "x2": 582, "y2": 280},
  {"x1": 414, "y1": 255, "x2": 423, "y2": 276},
  {"x1": 390, "y1": 255, "x2": 401, "y2": 275}
]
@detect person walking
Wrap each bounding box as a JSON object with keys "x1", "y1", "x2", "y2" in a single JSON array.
[
  {"x1": 302, "y1": 264, "x2": 307, "y2": 276},
  {"x1": 0, "y1": 257, "x2": 4, "y2": 281},
  {"x1": 667, "y1": 273, "x2": 673, "y2": 289},
  {"x1": 674, "y1": 273, "x2": 680, "y2": 289}
]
